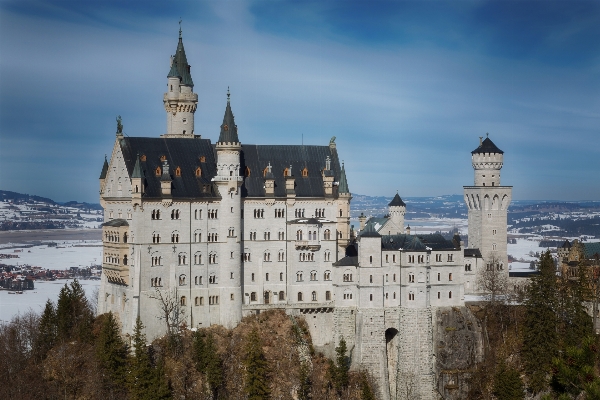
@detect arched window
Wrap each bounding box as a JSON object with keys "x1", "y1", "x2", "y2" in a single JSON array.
[
  {"x1": 179, "y1": 275, "x2": 186, "y2": 285},
  {"x1": 279, "y1": 291, "x2": 285, "y2": 301},
  {"x1": 123, "y1": 255, "x2": 128, "y2": 265},
  {"x1": 311, "y1": 291, "x2": 317, "y2": 301},
  {"x1": 180, "y1": 296, "x2": 187, "y2": 306},
  {"x1": 284, "y1": 168, "x2": 289, "y2": 177},
  {"x1": 302, "y1": 167, "x2": 308, "y2": 177},
  {"x1": 310, "y1": 271, "x2": 317, "y2": 281},
  {"x1": 297, "y1": 292, "x2": 303, "y2": 302},
  {"x1": 324, "y1": 229, "x2": 331, "y2": 240},
  {"x1": 155, "y1": 166, "x2": 161, "y2": 176},
  {"x1": 195, "y1": 167, "x2": 202, "y2": 177},
  {"x1": 296, "y1": 230, "x2": 303, "y2": 241},
  {"x1": 175, "y1": 166, "x2": 181, "y2": 177}
]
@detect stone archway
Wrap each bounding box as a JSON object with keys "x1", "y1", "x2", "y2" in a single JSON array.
[{"x1": 386, "y1": 328, "x2": 399, "y2": 398}]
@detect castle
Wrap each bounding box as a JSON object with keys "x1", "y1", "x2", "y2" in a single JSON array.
[{"x1": 98, "y1": 30, "x2": 511, "y2": 399}]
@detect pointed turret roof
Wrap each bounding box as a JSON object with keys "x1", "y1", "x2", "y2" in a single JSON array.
[
  {"x1": 388, "y1": 192, "x2": 406, "y2": 207},
  {"x1": 132, "y1": 154, "x2": 143, "y2": 178},
  {"x1": 339, "y1": 162, "x2": 349, "y2": 194},
  {"x1": 167, "y1": 29, "x2": 194, "y2": 87},
  {"x1": 472, "y1": 136, "x2": 503, "y2": 154},
  {"x1": 360, "y1": 220, "x2": 381, "y2": 238},
  {"x1": 99, "y1": 156, "x2": 109, "y2": 179},
  {"x1": 218, "y1": 89, "x2": 239, "y2": 143}
]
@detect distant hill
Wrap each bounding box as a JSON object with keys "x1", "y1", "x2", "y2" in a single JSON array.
[{"x1": 0, "y1": 190, "x2": 102, "y2": 211}]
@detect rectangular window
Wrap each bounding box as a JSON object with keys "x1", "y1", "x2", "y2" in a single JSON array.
[{"x1": 449, "y1": 273, "x2": 453, "y2": 281}]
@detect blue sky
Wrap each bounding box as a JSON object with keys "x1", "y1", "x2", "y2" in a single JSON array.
[{"x1": 0, "y1": 0, "x2": 598, "y2": 203}]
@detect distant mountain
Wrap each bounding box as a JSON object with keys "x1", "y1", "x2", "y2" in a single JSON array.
[{"x1": 0, "y1": 190, "x2": 102, "y2": 210}]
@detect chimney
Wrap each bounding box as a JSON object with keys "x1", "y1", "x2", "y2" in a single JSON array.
[
  {"x1": 359, "y1": 212, "x2": 367, "y2": 230},
  {"x1": 406, "y1": 225, "x2": 411, "y2": 235}
]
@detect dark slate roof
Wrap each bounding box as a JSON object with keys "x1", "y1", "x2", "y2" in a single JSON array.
[
  {"x1": 118, "y1": 137, "x2": 217, "y2": 199},
  {"x1": 380, "y1": 233, "x2": 458, "y2": 251},
  {"x1": 238, "y1": 144, "x2": 342, "y2": 198},
  {"x1": 583, "y1": 242, "x2": 600, "y2": 259},
  {"x1": 560, "y1": 240, "x2": 571, "y2": 249},
  {"x1": 100, "y1": 156, "x2": 109, "y2": 179},
  {"x1": 218, "y1": 93, "x2": 239, "y2": 143},
  {"x1": 338, "y1": 163, "x2": 349, "y2": 194},
  {"x1": 102, "y1": 219, "x2": 129, "y2": 227},
  {"x1": 168, "y1": 32, "x2": 193, "y2": 87},
  {"x1": 464, "y1": 248, "x2": 482, "y2": 258},
  {"x1": 472, "y1": 137, "x2": 503, "y2": 154},
  {"x1": 131, "y1": 155, "x2": 142, "y2": 179},
  {"x1": 333, "y1": 256, "x2": 358, "y2": 267},
  {"x1": 388, "y1": 193, "x2": 406, "y2": 207}
]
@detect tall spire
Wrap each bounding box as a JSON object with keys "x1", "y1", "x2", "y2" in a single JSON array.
[
  {"x1": 338, "y1": 162, "x2": 349, "y2": 194},
  {"x1": 167, "y1": 24, "x2": 193, "y2": 87},
  {"x1": 99, "y1": 155, "x2": 109, "y2": 179},
  {"x1": 218, "y1": 88, "x2": 239, "y2": 143},
  {"x1": 132, "y1": 153, "x2": 143, "y2": 178}
]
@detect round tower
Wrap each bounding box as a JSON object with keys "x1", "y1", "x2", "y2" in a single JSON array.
[
  {"x1": 472, "y1": 134, "x2": 503, "y2": 187},
  {"x1": 388, "y1": 192, "x2": 406, "y2": 234},
  {"x1": 213, "y1": 89, "x2": 243, "y2": 328},
  {"x1": 163, "y1": 27, "x2": 198, "y2": 138}
]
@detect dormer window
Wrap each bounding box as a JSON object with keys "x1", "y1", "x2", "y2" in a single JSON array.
[
  {"x1": 160, "y1": 155, "x2": 166, "y2": 162},
  {"x1": 140, "y1": 154, "x2": 146, "y2": 162},
  {"x1": 263, "y1": 168, "x2": 268, "y2": 177},
  {"x1": 195, "y1": 167, "x2": 202, "y2": 177},
  {"x1": 302, "y1": 167, "x2": 308, "y2": 177},
  {"x1": 284, "y1": 168, "x2": 289, "y2": 177},
  {"x1": 175, "y1": 167, "x2": 181, "y2": 177},
  {"x1": 200, "y1": 156, "x2": 206, "y2": 163},
  {"x1": 245, "y1": 167, "x2": 251, "y2": 177},
  {"x1": 155, "y1": 166, "x2": 161, "y2": 176}
]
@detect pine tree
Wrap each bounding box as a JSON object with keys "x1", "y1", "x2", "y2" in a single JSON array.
[
  {"x1": 33, "y1": 299, "x2": 57, "y2": 360},
  {"x1": 55, "y1": 280, "x2": 94, "y2": 342},
  {"x1": 492, "y1": 361, "x2": 524, "y2": 400},
  {"x1": 96, "y1": 311, "x2": 129, "y2": 387},
  {"x1": 561, "y1": 266, "x2": 593, "y2": 348},
  {"x1": 552, "y1": 336, "x2": 600, "y2": 397},
  {"x1": 193, "y1": 331, "x2": 223, "y2": 397},
  {"x1": 522, "y1": 251, "x2": 559, "y2": 393},
  {"x1": 334, "y1": 337, "x2": 350, "y2": 394},
  {"x1": 360, "y1": 372, "x2": 376, "y2": 400},
  {"x1": 244, "y1": 327, "x2": 270, "y2": 400},
  {"x1": 128, "y1": 317, "x2": 154, "y2": 400}
]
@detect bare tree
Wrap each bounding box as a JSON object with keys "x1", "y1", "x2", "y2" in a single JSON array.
[
  {"x1": 148, "y1": 287, "x2": 183, "y2": 336},
  {"x1": 477, "y1": 254, "x2": 508, "y2": 304}
]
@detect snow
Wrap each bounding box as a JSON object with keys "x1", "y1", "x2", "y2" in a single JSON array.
[{"x1": 0, "y1": 241, "x2": 102, "y2": 269}]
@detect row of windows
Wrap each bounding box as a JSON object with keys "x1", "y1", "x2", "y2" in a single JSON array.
[
  {"x1": 104, "y1": 231, "x2": 127, "y2": 243},
  {"x1": 180, "y1": 295, "x2": 222, "y2": 307},
  {"x1": 295, "y1": 229, "x2": 332, "y2": 241},
  {"x1": 295, "y1": 291, "x2": 331, "y2": 302},
  {"x1": 150, "y1": 252, "x2": 222, "y2": 266},
  {"x1": 105, "y1": 254, "x2": 127, "y2": 265},
  {"x1": 107, "y1": 211, "x2": 131, "y2": 220},
  {"x1": 254, "y1": 209, "x2": 265, "y2": 218}
]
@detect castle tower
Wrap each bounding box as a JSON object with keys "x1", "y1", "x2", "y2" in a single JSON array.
[
  {"x1": 213, "y1": 89, "x2": 243, "y2": 328},
  {"x1": 336, "y1": 161, "x2": 352, "y2": 258},
  {"x1": 163, "y1": 27, "x2": 198, "y2": 138},
  {"x1": 464, "y1": 135, "x2": 512, "y2": 282},
  {"x1": 388, "y1": 192, "x2": 406, "y2": 235}
]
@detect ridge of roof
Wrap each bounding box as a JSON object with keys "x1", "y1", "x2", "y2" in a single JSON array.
[
  {"x1": 388, "y1": 192, "x2": 406, "y2": 207},
  {"x1": 472, "y1": 137, "x2": 504, "y2": 154},
  {"x1": 339, "y1": 162, "x2": 349, "y2": 194},
  {"x1": 360, "y1": 222, "x2": 381, "y2": 238},
  {"x1": 218, "y1": 89, "x2": 239, "y2": 143},
  {"x1": 100, "y1": 156, "x2": 109, "y2": 179}
]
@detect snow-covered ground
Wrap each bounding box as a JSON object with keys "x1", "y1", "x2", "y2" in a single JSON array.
[
  {"x1": 0, "y1": 240, "x2": 102, "y2": 269},
  {"x1": 0, "y1": 239, "x2": 102, "y2": 324},
  {"x1": 0, "y1": 279, "x2": 100, "y2": 325},
  {"x1": 404, "y1": 217, "x2": 469, "y2": 234}
]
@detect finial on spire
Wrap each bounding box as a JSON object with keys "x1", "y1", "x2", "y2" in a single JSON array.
[
  {"x1": 179, "y1": 19, "x2": 182, "y2": 38},
  {"x1": 227, "y1": 87, "x2": 230, "y2": 103},
  {"x1": 486, "y1": 132, "x2": 489, "y2": 138}
]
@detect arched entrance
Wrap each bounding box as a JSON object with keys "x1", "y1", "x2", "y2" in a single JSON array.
[{"x1": 385, "y1": 328, "x2": 399, "y2": 398}]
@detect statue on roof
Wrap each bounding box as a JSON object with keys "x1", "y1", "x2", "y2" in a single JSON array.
[
  {"x1": 116, "y1": 115, "x2": 123, "y2": 134},
  {"x1": 330, "y1": 136, "x2": 336, "y2": 145}
]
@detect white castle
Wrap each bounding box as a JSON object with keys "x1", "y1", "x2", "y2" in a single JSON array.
[{"x1": 98, "y1": 30, "x2": 511, "y2": 399}]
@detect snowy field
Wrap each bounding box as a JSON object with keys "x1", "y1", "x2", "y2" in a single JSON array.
[
  {"x1": 405, "y1": 217, "x2": 468, "y2": 234},
  {"x1": 0, "y1": 240, "x2": 102, "y2": 269},
  {"x1": 0, "y1": 279, "x2": 100, "y2": 325},
  {"x1": 0, "y1": 200, "x2": 103, "y2": 229},
  {"x1": 0, "y1": 237, "x2": 102, "y2": 324}
]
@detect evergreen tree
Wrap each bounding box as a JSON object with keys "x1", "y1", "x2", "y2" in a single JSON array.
[
  {"x1": 33, "y1": 299, "x2": 57, "y2": 360},
  {"x1": 360, "y1": 372, "x2": 376, "y2": 400},
  {"x1": 55, "y1": 280, "x2": 93, "y2": 342},
  {"x1": 492, "y1": 361, "x2": 524, "y2": 400},
  {"x1": 244, "y1": 328, "x2": 270, "y2": 400},
  {"x1": 334, "y1": 337, "x2": 350, "y2": 394},
  {"x1": 561, "y1": 266, "x2": 593, "y2": 348},
  {"x1": 552, "y1": 336, "x2": 600, "y2": 397},
  {"x1": 522, "y1": 251, "x2": 559, "y2": 393},
  {"x1": 297, "y1": 362, "x2": 312, "y2": 400},
  {"x1": 193, "y1": 331, "x2": 223, "y2": 397},
  {"x1": 96, "y1": 311, "x2": 129, "y2": 387},
  {"x1": 152, "y1": 352, "x2": 172, "y2": 400},
  {"x1": 128, "y1": 317, "x2": 154, "y2": 400}
]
